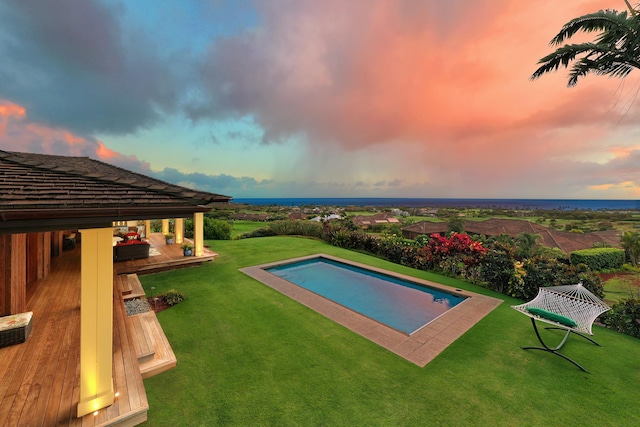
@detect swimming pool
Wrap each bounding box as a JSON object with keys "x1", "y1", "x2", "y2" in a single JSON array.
[
  {"x1": 265, "y1": 257, "x2": 466, "y2": 334},
  {"x1": 241, "y1": 254, "x2": 502, "y2": 366}
]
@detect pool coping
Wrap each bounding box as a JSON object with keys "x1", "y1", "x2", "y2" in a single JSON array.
[{"x1": 240, "y1": 254, "x2": 503, "y2": 367}]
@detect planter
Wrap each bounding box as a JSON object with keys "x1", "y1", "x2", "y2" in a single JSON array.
[
  {"x1": 166, "y1": 238, "x2": 175, "y2": 245},
  {"x1": 183, "y1": 249, "x2": 193, "y2": 256}
]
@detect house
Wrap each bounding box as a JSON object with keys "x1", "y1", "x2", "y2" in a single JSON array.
[
  {"x1": 351, "y1": 212, "x2": 401, "y2": 228},
  {"x1": 309, "y1": 213, "x2": 341, "y2": 222},
  {"x1": 288, "y1": 212, "x2": 306, "y2": 221},
  {"x1": 401, "y1": 218, "x2": 621, "y2": 253},
  {"x1": 0, "y1": 150, "x2": 231, "y2": 424}
]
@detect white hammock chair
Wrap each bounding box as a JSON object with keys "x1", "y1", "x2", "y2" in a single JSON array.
[{"x1": 511, "y1": 283, "x2": 610, "y2": 372}]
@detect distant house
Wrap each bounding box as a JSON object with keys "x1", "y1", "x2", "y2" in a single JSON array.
[
  {"x1": 288, "y1": 212, "x2": 306, "y2": 220},
  {"x1": 0, "y1": 150, "x2": 231, "y2": 422},
  {"x1": 310, "y1": 213, "x2": 342, "y2": 222},
  {"x1": 401, "y1": 218, "x2": 621, "y2": 253},
  {"x1": 352, "y1": 212, "x2": 401, "y2": 229}
]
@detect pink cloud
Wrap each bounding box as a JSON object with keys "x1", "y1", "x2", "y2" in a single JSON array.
[
  {"x1": 0, "y1": 98, "x2": 146, "y2": 169},
  {"x1": 201, "y1": 1, "x2": 627, "y2": 158},
  {"x1": 0, "y1": 101, "x2": 26, "y2": 135},
  {"x1": 196, "y1": 0, "x2": 640, "y2": 197}
]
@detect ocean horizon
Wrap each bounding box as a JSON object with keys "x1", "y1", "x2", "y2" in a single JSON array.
[{"x1": 232, "y1": 198, "x2": 640, "y2": 210}]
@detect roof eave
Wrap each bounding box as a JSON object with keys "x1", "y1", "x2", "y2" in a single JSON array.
[{"x1": 0, "y1": 205, "x2": 213, "y2": 235}]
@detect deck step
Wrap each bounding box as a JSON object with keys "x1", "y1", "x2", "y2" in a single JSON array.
[
  {"x1": 129, "y1": 314, "x2": 156, "y2": 364},
  {"x1": 120, "y1": 274, "x2": 133, "y2": 295},
  {"x1": 123, "y1": 274, "x2": 146, "y2": 300},
  {"x1": 135, "y1": 312, "x2": 177, "y2": 379},
  {"x1": 116, "y1": 256, "x2": 216, "y2": 275}
]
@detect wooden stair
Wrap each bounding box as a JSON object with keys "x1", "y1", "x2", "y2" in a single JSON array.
[
  {"x1": 119, "y1": 272, "x2": 177, "y2": 379},
  {"x1": 129, "y1": 314, "x2": 156, "y2": 364},
  {"x1": 116, "y1": 256, "x2": 216, "y2": 275},
  {"x1": 121, "y1": 274, "x2": 146, "y2": 300},
  {"x1": 128, "y1": 311, "x2": 177, "y2": 379}
]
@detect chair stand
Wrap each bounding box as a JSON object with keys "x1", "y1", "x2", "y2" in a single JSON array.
[{"x1": 522, "y1": 318, "x2": 598, "y2": 373}]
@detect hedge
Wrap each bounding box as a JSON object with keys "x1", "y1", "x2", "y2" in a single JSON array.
[{"x1": 569, "y1": 248, "x2": 625, "y2": 271}]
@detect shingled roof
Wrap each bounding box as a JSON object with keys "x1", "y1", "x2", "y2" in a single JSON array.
[
  {"x1": 402, "y1": 218, "x2": 621, "y2": 254},
  {"x1": 0, "y1": 150, "x2": 232, "y2": 234}
]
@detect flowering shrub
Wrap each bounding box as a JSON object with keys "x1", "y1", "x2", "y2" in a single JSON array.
[
  {"x1": 479, "y1": 242, "x2": 512, "y2": 289},
  {"x1": 422, "y1": 233, "x2": 487, "y2": 279}
]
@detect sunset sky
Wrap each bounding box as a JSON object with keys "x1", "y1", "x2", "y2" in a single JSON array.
[{"x1": 1, "y1": 0, "x2": 639, "y2": 200}]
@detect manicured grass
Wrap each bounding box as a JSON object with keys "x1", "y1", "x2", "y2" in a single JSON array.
[
  {"x1": 229, "y1": 220, "x2": 267, "y2": 238},
  {"x1": 140, "y1": 237, "x2": 640, "y2": 426},
  {"x1": 603, "y1": 274, "x2": 640, "y2": 303}
]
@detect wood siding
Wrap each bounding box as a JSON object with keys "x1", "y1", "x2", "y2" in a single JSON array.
[{"x1": 0, "y1": 234, "x2": 27, "y2": 316}]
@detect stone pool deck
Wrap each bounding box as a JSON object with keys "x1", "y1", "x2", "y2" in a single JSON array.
[{"x1": 240, "y1": 254, "x2": 503, "y2": 367}]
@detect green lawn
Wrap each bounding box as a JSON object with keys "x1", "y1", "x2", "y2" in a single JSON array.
[
  {"x1": 229, "y1": 220, "x2": 267, "y2": 238},
  {"x1": 140, "y1": 237, "x2": 640, "y2": 426},
  {"x1": 603, "y1": 274, "x2": 640, "y2": 303}
]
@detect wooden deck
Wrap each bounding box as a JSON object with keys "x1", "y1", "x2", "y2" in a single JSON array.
[
  {"x1": 0, "y1": 233, "x2": 216, "y2": 426},
  {"x1": 114, "y1": 233, "x2": 217, "y2": 276}
]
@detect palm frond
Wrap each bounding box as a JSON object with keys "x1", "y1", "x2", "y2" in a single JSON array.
[
  {"x1": 532, "y1": 7, "x2": 640, "y2": 86},
  {"x1": 550, "y1": 10, "x2": 631, "y2": 45},
  {"x1": 567, "y1": 58, "x2": 633, "y2": 86},
  {"x1": 531, "y1": 43, "x2": 603, "y2": 80}
]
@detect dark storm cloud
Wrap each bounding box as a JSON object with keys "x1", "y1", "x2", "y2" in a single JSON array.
[
  {"x1": 150, "y1": 167, "x2": 274, "y2": 196},
  {"x1": 0, "y1": 0, "x2": 185, "y2": 135}
]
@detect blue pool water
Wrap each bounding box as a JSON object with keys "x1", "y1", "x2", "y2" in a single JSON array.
[{"x1": 266, "y1": 258, "x2": 466, "y2": 334}]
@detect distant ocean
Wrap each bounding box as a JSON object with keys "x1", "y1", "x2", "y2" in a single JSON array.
[{"x1": 233, "y1": 198, "x2": 640, "y2": 210}]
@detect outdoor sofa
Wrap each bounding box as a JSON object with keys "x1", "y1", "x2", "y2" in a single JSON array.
[{"x1": 113, "y1": 232, "x2": 150, "y2": 262}]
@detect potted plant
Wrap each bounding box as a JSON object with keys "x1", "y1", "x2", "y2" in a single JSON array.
[
  {"x1": 164, "y1": 233, "x2": 174, "y2": 244},
  {"x1": 181, "y1": 242, "x2": 193, "y2": 256}
]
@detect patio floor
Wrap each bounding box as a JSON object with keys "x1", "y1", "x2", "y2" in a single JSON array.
[{"x1": 0, "y1": 233, "x2": 216, "y2": 426}]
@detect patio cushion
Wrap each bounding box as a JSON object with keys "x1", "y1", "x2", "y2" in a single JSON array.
[
  {"x1": 526, "y1": 307, "x2": 578, "y2": 328},
  {"x1": 0, "y1": 312, "x2": 33, "y2": 332},
  {"x1": 0, "y1": 312, "x2": 33, "y2": 348}
]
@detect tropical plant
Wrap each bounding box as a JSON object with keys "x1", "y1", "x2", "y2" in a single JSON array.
[
  {"x1": 185, "y1": 218, "x2": 232, "y2": 240},
  {"x1": 600, "y1": 298, "x2": 640, "y2": 338},
  {"x1": 447, "y1": 215, "x2": 465, "y2": 233},
  {"x1": 515, "y1": 232, "x2": 541, "y2": 259},
  {"x1": 422, "y1": 233, "x2": 487, "y2": 279},
  {"x1": 161, "y1": 289, "x2": 186, "y2": 306},
  {"x1": 621, "y1": 230, "x2": 640, "y2": 266},
  {"x1": 531, "y1": 5, "x2": 640, "y2": 86},
  {"x1": 479, "y1": 241, "x2": 517, "y2": 294}
]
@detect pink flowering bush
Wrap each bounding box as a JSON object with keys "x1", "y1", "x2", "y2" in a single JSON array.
[{"x1": 420, "y1": 233, "x2": 487, "y2": 280}]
